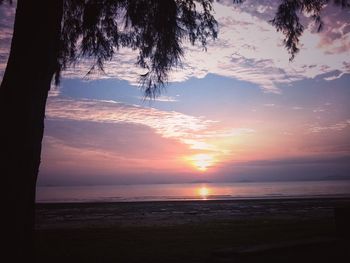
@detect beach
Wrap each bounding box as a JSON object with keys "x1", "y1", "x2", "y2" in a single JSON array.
[{"x1": 35, "y1": 197, "x2": 350, "y2": 262}]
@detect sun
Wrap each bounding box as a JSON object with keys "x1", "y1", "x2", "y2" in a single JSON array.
[{"x1": 191, "y1": 154, "x2": 215, "y2": 171}]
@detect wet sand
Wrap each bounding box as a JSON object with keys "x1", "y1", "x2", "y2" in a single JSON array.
[{"x1": 35, "y1": 197, "x2": 350, "y2": 262}]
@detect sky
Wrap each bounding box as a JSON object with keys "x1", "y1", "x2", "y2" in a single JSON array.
[{"x1": 1, "y1": 1, "x2": 350, "y2": 186}]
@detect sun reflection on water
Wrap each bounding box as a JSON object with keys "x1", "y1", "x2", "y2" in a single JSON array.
[{"x1": 197, "y1": 186, "x2": 210, "y2": 200}]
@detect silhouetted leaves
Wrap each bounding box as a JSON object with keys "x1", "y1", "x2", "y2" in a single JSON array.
[
  {"x1": 56, "y1": 0, "x2": 218, "y2": 97},
  {"x1": 2, "y1": 0, "x2": 348, "y2": 92},
  {"x1": 270, "y1": 0, "x2": 349, "y2": 61}
]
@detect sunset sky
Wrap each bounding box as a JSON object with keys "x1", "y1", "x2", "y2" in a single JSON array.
[{"x1": 1, "y1": 1, "x2": 349, "y2": 186}]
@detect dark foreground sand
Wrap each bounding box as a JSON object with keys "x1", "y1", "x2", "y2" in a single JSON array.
[{"x1": 35, "y1": 197, "x2": 350, "y2": 262}]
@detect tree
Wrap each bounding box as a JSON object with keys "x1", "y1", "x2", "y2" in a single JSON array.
[
  {"x1": 0, "y1": 0, "x2": 217, "y2": 260},
  {"x1": 0, "y1": 0, "x2": 348, "y2": 261},
  {"x1": 270, "y1": 0, "x2": 349, "y2": 61}
]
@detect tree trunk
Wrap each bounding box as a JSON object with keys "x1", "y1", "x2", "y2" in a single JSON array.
[{"x1": 0, "y1": 0, "x2": 63, "y2": 261}]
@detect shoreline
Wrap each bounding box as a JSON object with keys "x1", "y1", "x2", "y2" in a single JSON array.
[
  {"x1": 35, "y1": 196, "x2": 350, "y2": 230},
  {"x1": 36, "y1": 193, "x2": 350, "y2": 205},
  {"x1": 36, "y1": 195, "x2": 350, "y2": 206},
  {"x1": 35, "y1": 196, "x2": 350, "y2": 262}
]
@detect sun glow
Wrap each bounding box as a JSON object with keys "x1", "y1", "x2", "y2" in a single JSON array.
[
  {"x1": 190, "y1": 154, "x2": 215, "y2": 171},
  {"x1": 198, "y1": 186, "x2": 210, "y2": 199}
]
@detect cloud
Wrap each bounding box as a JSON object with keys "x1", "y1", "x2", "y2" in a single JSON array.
[
  {"x1": 171, "y1": 1, "x2": 350, "y2": 92},
  {"x1": 323, "y1": 70, "x2": 345, "y2": 81},
  {"x1": 236, "y1": 154, "x2": 350, "y2": 167},
  {"x1": 138, "y1": 95, "x2": 178, "y2": 102},
  {"x1": 292, "y1": 106, "x2": 303, "y2": 110},
  {"x1": 46, "y1": 97, "x2": 213, "y2": 139},
  {"x1": 40, "y1": 96, "x2": 258, "y2": 184},
  {"x1": 40, "y1": 119, "x2": 193, "y2": 180},
  {"x1": 192, "y1": 128, "x2": 255, "y2": 139},
  {"x1": 313, "y1": 108, "x2": 325, "y2": 113},
  {"x1": 182, "y1": 127, "x2": 255, "y2": 155},
  {"x1": 214, "y1": 150, "x2": 350, "y2": 182},
  {"x1": 314, "y1": 5, "x2": 350, "y2": 55},
  {"x1": 45, "y1": 96, "x2": 255, "y2": 165},
  {"x1": 308, "y1": 119, "x2": 350, "y2": 133},
  {"x1": 46, "y1": 97, "x2": 243, "y2": 146},
  {"x1": 69, "y1": 2, "x2": 349, "y2": 93},
  {"x1": 1, "y1": 1, "x2": 348, "y2": 92},
  {"x1": 44, "y1": 120, "x2": 187, "y2": 158}
]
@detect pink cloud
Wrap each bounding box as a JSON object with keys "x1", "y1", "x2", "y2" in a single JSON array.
[
  {"x1": 308, "y1": 119, "x2": 350, "y2": 133},
  {"x1": 314, "y1": 5, "x2": 350, "y2": 54},
  {"x1": 45, "y1": 96, "x2": 257, "y2": 170}
]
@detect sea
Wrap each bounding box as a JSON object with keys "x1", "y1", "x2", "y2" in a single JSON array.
[{"x1": 36, "y1": 180, "x2": 350, "y2": 203}]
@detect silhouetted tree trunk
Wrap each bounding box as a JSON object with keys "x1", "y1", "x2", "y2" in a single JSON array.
[{"x1": 0, "y1": 0, "x2": 63, "y2": 260}]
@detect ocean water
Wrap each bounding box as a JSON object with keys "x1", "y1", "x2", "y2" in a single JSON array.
[{"x1": 36, "y1": 180, "x2": 350, "y2": 203}]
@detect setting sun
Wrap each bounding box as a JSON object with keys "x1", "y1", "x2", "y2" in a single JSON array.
[{"x1": 190, "y1": 154, "x2": 215, "y2": 171}]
